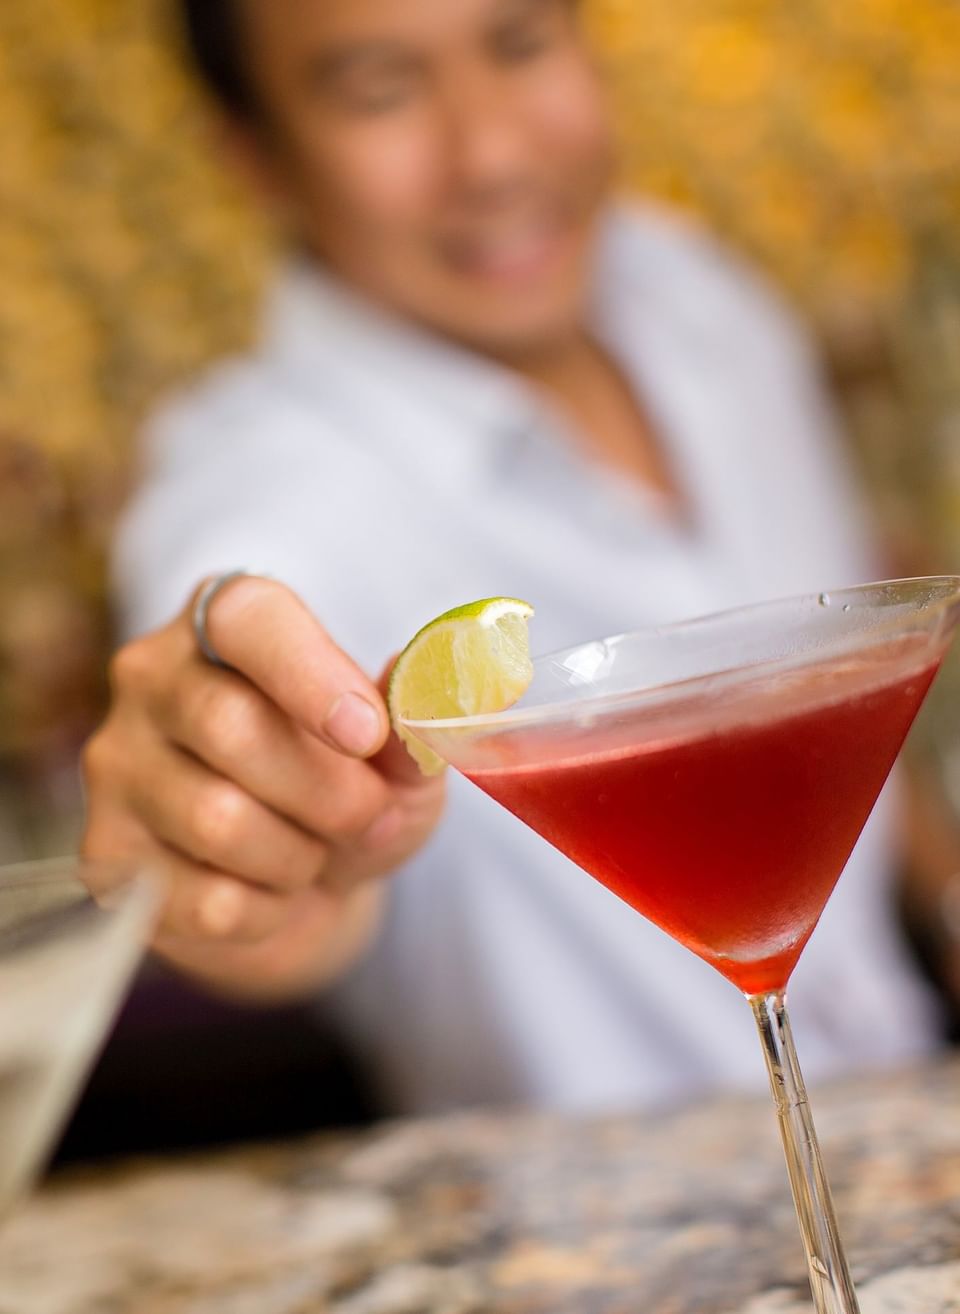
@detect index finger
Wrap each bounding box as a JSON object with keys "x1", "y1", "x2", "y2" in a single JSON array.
[{"x1": 192, "y1": 575, "x2": 388, "y2": 758}]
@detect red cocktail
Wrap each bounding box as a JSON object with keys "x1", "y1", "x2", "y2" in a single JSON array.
[{"x1": 465, "y1": 638, "x2": 939, "y2": 994}]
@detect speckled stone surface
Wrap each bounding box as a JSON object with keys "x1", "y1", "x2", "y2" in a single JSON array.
[{"x1": 3, "y1": 1061, "x2": 960, "y2": 1313}]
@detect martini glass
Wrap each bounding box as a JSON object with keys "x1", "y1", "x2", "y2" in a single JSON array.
[
  {"x1": 0, "y1": 858, "x2": 158, "y2": 1219},
  {"x1": 402, "y1": 576, "x2": 960, "y2": 1314}
]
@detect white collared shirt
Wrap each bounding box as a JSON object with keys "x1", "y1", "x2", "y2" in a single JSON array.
[{"x1": 116, "y1": 205, "x2": 939, "y2": 1114}]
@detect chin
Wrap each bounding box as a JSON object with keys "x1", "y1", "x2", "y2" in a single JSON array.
[
  {"x1": 438, "y1": 275, "x2": 589, "y2": 360},
  {"x1": 460, "y1": 304, "x2": 587, "y2": 361}
]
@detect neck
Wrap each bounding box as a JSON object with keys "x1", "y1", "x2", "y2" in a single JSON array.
[
  {"x1": 497, "y1": 330, "x2": 681, "y2": 503},
  {"x1": 496, "y1": 328, "x2": 595, "y2": 401}
]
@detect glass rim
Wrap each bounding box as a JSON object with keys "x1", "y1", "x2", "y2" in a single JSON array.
[
  {"x1": 0, "y1": 856, "x2": 161, "y2": 892},
  {"x1": 401, "y1": 575, "x2": 960, "y2": 737}
]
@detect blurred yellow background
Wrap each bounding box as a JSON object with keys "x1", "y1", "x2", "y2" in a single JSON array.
[{"x1": 1, "y1": 0, "x2": 959, "y2": 851}]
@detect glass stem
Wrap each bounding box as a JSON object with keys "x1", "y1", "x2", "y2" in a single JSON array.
[{"x1": 750, "y1": 992, "x2": 861, "y2": 1314}]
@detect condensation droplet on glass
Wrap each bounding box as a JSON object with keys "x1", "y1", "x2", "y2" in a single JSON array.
[{"x1": 818, "y1": 593, "x2": 831, "y2": 608}]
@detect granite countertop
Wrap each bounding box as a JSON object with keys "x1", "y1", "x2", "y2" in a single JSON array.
[{"x1": 3, "y1": 1060, "x2": 960, "y2": 1314}]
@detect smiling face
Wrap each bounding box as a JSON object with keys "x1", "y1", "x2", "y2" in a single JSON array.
[{"x1": 237, "y1": 0, "x2": 615, "y2": 358}]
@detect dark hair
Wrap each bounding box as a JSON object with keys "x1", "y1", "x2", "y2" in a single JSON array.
[{"x1": 179, "y1": 0, "x2": 257, "y2": 121}]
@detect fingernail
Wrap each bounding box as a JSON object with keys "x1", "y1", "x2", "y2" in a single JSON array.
[
  {"x1": 363, "y1": 806, "x2": 404, "y2": 849},
  {"x1": 199, "y1": 882, "x2": 244, "y2": 937},
  {"x1": 326, "y1": 692, "x2": 383, "y2": 756}
]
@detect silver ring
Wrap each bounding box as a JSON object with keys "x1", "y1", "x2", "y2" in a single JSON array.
[{"x1": 192, "y1": 571, "x2": 249, "y2": 668}]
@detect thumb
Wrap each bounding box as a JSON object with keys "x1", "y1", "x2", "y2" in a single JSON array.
[{"x1": 369, "y1": 656, "x2": 447, "y2": 787}]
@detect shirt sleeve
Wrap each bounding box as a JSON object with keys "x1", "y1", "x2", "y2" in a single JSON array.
[{"x1": 112, "y1": 358, "x2": 396, "y2": 678}]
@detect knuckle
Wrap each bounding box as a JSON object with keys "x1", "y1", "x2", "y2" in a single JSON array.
[
  {"x1": 81, "y1": 726, "x2": 133, "y2": 801},
  {"x1": 80, "y1": 729, "x2": 113, "y2": 785},
  {"x1": 108, "y1": 638, "x2": 154, "y2": 697},
  {"x1": 80, "y1": 815, "x2": 111, "y2": 860},
  {"x1": 197, "y1": 885, "x2": 286, "y2": 945},
  {"x1": 189, "y1": 782, "x2": 249, "y2": 859},
  {"x1": 160, "y1": 866, "x2": 230, "y2": 941},
  {"x1": 192, "y1": 682, "x2": 259, "y2": 760}
]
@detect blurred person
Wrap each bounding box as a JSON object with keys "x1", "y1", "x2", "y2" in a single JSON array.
[{"x1": 82, "y1": 0, "x2": 950, "y2": 1115}]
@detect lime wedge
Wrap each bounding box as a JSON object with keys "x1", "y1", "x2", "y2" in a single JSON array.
[{"x1": 388, "y1": 598, "x2": 535, "y2": 775}]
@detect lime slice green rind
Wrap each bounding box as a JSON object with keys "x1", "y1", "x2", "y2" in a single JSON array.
[{"x1": 388, "y1": 598, "x2": 535, "y2": 775}]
